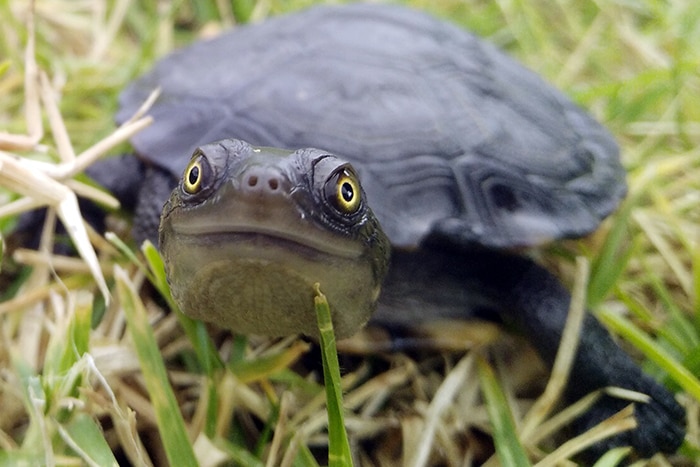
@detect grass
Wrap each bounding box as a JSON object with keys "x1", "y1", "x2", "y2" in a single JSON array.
[
  {"x1": 314, "y1": 285, "x2": 353, "y2": 466},
  {"x1": 0, "y1": 0, "x2": 699, "y2": 465}
]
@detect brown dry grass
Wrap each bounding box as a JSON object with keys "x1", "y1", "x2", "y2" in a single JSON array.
[{"x1": 0, "y1": 0, "x2": 698, "y2": 465}]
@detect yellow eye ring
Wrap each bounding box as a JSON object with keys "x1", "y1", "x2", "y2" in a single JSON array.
[
  {"x1": 336, "y1": 173, "x2": 360, "y2": 213},
  {"x1": 325, "y1": 168, "x2": 361, "y2": 214},
  {"x1": 183, "y1": 156, "x2": 205, "y2": 194}
]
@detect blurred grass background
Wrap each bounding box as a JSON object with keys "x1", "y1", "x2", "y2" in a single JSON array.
[{"x1": 0, "y1": 0, "x2": 698, "y2": 465}]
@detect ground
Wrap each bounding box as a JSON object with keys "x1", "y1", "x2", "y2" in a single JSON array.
[{"x1": 0, "y1": 0, "x2": 698, "y2": 465}]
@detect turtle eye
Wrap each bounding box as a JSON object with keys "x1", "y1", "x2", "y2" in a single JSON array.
[
  {"x1": 182, "y1": 154, "x2": 210, "y2": 195},
  {"x1": 325, "y1": 168, "x2": 361, "y2": 214}
]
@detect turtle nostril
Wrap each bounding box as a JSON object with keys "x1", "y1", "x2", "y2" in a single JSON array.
[{"x1": 243, "y1": 169, "x2": 284, "y2": 194}]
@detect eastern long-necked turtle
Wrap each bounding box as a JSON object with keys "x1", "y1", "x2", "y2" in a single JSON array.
[{"x1": 90, "y1": 3, "x2": 684, "y2": 459}]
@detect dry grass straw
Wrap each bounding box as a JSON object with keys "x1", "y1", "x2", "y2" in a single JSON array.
[
  {"x1": 0, "y1": 0, "x2": 698, "y2": 465},
  {"x1": 0, "y1": 1, "x2": 153, "y2": 306}
]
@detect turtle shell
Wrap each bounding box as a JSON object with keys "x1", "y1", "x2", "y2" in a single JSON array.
[{"x1": 116, "y1": 3, "x2": 625, "y2": 249}]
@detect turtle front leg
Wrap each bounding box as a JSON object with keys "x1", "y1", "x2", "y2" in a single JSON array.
[
  {"x1": 500, "y1": 252, "x2": 686, "y2": 459},
  {"x1": 376, "y1": 246, "x2": 686, "y2": 460}
]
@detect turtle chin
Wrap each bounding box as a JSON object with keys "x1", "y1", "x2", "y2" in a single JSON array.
[
  {"x1": 172, "y1": 257, "x2": 322, "y2": 337},
  {"x1": 159, "y1": 226, "x2": 381, "y2": 339}
]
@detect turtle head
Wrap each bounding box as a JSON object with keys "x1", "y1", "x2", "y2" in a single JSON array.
[{"x1": 159, "y1": 138, "x2": 390, "y2": 338}]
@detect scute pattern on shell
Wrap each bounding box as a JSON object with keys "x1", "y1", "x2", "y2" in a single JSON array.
[{"x1": 117, "y1": 3, "x2": 625, "y2": 248}]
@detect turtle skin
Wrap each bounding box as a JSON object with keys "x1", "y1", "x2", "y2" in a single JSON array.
[{"x1": 83, "y1": 3, "x2": 684, "y2": 460}]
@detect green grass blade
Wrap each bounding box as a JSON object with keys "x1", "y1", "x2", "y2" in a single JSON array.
[
  {"x1": 231, "y1": 0, "x2": 256, "y2": 22},
  {"x1": 44, "y1": 292, "x2": 92, "y2": 377},
  {"x1": 591, "y1": 446, "x2": 631, "y2": 467},
  {"x1": 293, "y1": 444, "x2": 322, "y2": 467},
  {"x1": 587, "y1": 201, "x2": 634, "y2": 308},
  {"x1": 477, "y1": 356, "x2": 531, "y2": 467},
  {"x1": 314, "y1": 284, "x2": 353, "y2": 467},
  {"x1": 597, "y1": 307, "x2": 700, "y2": 402},
  {"x1": 115, "y1": 265, "x2": 199, "y2": 467},
  {"x1": 642, "y1": 258, "x2": 699, "y2": 350},
  {"x1": 214, "y1": 437, "x2": 266, "y2": 467},
  {"x1": 0, "y1": 59, "x2": 10, "y2": 76},
  {"x1": 230, "y1": 341, "x2": 310, "y2": 383},
  {"x1": 60, "y1": 412, "x2": 119, "y2": 467},
  {"x1": 693, "y1": 243, "x2": 700, "y2": 333}
]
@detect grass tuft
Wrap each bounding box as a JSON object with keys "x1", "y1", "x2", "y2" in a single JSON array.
[{"x1": 0, "y1": 0, "x2": 698, "y2": 465}]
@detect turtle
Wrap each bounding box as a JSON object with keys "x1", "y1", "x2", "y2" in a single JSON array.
[{"x1": 85, "y1": 3, "x2": 684, "y2": 460}]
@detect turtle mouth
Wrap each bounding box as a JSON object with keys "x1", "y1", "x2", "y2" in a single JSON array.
[{"x1": 171, "y1": 220, "x2": 364, "y2": 260}]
